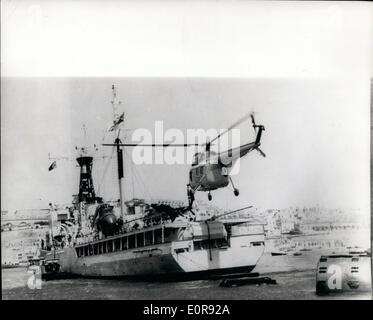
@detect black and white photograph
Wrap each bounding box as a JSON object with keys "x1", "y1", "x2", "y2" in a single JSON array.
[{"x1": 1, "y1": 0, "x2": 372, "y2": 304}]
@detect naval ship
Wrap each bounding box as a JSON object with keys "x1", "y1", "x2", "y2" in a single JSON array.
[{"x1": 39, "y1": 85, "x2": 265, "y2": 279}]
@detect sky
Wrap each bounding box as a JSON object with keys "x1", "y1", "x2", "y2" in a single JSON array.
[
  {"x1": 1, "y1": 77, "x2": 370, "y2": 213},
  {"x1": 1, "y1": 1, "x2": 372, "y2": 214}
]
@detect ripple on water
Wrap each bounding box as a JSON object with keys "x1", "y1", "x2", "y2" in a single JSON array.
[{"x1": 2, "y1": 267, "x2": 371, "y2": 300}]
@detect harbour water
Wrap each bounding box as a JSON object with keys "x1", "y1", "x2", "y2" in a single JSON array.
[{"x1": 2, "y1": 251, "x2": 371, "y2": 300}]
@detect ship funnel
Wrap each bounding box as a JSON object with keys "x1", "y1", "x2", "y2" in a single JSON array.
[{"x1": 76, "y1": 156, "x2": 96, "y2": 203}]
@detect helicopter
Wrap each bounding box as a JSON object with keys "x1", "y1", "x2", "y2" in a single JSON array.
[
  {"x1": 186, "y1": 113, "x2": 265, "y2": 207},
  {"x1": 103, "y1": 112, "x2": 266, "y2": 209}
]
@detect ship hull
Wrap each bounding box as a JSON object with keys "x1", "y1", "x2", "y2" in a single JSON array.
[{"x1": 47, "y1": 234, "x2": 264, "y2": 279}]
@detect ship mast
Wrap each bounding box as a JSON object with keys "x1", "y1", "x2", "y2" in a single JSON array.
[{"x1": 110, "y1": 84, "x2": 125, "y2": 219}]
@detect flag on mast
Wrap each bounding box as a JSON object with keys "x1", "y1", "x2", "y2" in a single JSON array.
[
  {"x1": 48, "y1": 161, "x2": 57, "y2": 171},
  {"x1": 108, "y1": 112, "x2": 125, "y2": 132}
]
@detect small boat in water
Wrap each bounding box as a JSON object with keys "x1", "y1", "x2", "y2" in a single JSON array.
[{"x1": 271, "y1": 251, "x2": 287, "y2": 256}]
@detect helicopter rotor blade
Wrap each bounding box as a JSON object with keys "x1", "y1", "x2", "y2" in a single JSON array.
[
  {"x1": 256, "y1": 147, "x2": 266, "y2": 157},
  {"x1": 102, "y1": 143, "x2": 199, "y2": 147},
  {"x1": 205, "y1": 112, "x2": 253, "y2": 147},
  {"x1": 103, "y1": 112, "x2": 255, "y2": 150},
  {"x1": 250, "y1": 114, "x2": 256, "y2": 126},
  {"x1": 251, "y1": 113, "x2": 257, "y2": 133}
]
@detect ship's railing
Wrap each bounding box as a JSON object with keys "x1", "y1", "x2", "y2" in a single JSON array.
[
  {"x1": 74, "y1": 211, "x2": 180, "y2": 246},
  {"x1": 74, "y1": 223, "x2": 169, "y2": 258}
]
